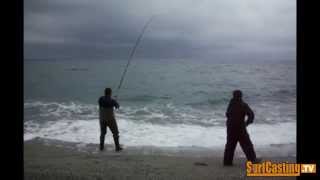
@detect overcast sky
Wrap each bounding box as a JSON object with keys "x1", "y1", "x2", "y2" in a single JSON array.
[{"x1": 24, "y1": 0, "x2": 295, "y2": 61}]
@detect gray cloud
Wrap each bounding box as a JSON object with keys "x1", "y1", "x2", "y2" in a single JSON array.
[{"x1": 24, "y1": 0, "x2": 295, "y2": 61}]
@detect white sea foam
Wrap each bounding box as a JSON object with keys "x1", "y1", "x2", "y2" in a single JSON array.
[
  {"x1": 24, "y1": 100, "x2": 296, "y2": 148},
  {"x1": 24, "y1": 117, "x2": 296, "y2": 148}
]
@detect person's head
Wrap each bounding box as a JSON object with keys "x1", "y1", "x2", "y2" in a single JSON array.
[
  {"x1": 104, "y1": 88, "x2": 112, "y2": 97},
  {"x1": 232, "y1": 90, "x2": 242, "y2": 100}
]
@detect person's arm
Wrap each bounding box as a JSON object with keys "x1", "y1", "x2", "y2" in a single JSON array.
[
  {"x1": 225, "y1": 101, "x2": 232, "y2": 119},
  {"x1": 245, "y1": 103, "x2": 254, "y2": 126},
  {"x1": 98, "y1": 97, "x2": 102, "y2": 108},
  {"x1": 113, "y1": 99, "x2": 120, "y2": 109}
]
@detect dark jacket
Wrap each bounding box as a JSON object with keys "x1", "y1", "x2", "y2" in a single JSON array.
[
  {"x1": 98, "y1": 96, "x2": 119, "y2": 122},
  {"x1": 226, "y1": 98, "x2": 254, "y2": 127}
]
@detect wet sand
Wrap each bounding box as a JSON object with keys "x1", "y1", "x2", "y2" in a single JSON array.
[{"x1": 24, "y1": 138, "x2": 296, "y2": 180}]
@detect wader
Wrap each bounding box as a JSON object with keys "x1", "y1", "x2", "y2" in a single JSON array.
[
  {"x1": 223, "y1": 99, "x2": 257, "y2": 165},
  {"x1": 99, "y1": 107, "x2": 121, "y2": 151},
  {"x1": 223, "y1": 123, "x2": 257, "y2": 165}
]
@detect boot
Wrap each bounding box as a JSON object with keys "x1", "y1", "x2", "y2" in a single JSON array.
[
  {"x1": 113, "y1": 136, "x2": 123, "y2": 152},
  {"x1": 100, "y1": 135, "x2": 105, "y2": 151}
]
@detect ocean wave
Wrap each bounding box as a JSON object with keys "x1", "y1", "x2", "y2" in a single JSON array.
[
  {"x1": 24, "y1": 101, "x2": 228, "y2": 127},
  {"x1": 24, "y1": 99, "x2": 296, "y2": 147},
  {"x1": 24, "y1": 99, "x2": 295, "y2": 126},
  {"x1": 119, "y1": 94, "x2": 172, "y2": 102},
  {"x1": 24, "y1": 118, "x2": 296, "y2": 148},
  {"x1": 184, "y1": 98, "x2": 229, "y2": 109},
  {"x1": 24, "y1": 101, "x2": 98, "y2": 122}
]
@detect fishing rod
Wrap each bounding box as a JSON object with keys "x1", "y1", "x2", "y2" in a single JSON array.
[{"x1": 114, "y1": 16, "x2": 154, "y2": 99}]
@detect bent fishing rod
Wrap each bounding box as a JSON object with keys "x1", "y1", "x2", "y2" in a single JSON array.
[{"x1": 114, "y1": 16, "x2": 154, "y2": 99}]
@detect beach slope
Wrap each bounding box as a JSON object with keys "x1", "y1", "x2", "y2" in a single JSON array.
[{"x1": 24, "y1": 138, "x2": 295, "y2": 180}]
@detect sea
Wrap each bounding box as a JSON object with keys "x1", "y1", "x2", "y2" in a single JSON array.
[{"x1": 24, "y1": 58, "x2": 296, "y2": 150}]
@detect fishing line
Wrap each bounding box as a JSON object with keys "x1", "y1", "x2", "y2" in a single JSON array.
[{"x1": 115, "y1": 16, "x2": 154, "y2": 99}]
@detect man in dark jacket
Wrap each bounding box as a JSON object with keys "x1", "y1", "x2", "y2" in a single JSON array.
[
  {"x1": 98, "y1": 88, "x2": 123, "y2": 151},
  {"x1": 223, "y1": 90, "x2": 260, "y2": 166}
]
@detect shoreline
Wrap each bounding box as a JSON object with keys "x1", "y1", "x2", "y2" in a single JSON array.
[
  {"x1": 24, "y1": 138, "x2": 296, "y2": 180},
  {"x1": 24, "y1": 137, "x2": 296, "y2": 157}
]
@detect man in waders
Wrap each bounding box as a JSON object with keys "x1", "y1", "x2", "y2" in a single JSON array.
[
  {"x1": 223, "y1": 90, "x2": 260, "y2": 166},
  {"x1": 98, "y1": 88, "x2": 123, "y2": 152}
]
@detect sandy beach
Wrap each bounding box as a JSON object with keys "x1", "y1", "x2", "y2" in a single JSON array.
[{"x1": 24, "y1": 138, "x2": 296, "y2": 180}]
